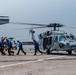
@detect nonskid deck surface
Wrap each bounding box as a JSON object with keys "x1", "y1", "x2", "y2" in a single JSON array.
[{"x1": 0, "y1": 50, "x2": 76, "y2": 75}]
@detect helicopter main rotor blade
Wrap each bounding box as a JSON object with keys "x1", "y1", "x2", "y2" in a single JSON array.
[
  {"x1": 63, "y1": 26, "x2": 76, "y2": 28},
  {"x1": 10, "y1": 22, "x2": 47, "y2": 26},
  {"x1": 10, "y1": 22, "x2": 65, "y2": 29},
  {"x1": 24, "y1": 26, "x2": 47, "y2": 29},
  {"x1": 14, "y1": 26, "x2": 47, "y2": 30}
]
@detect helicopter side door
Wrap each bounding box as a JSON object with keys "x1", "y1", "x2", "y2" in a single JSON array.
[
  {"x1": 51, "y1": 36, "x2": 60, "y2": 51},
  {"x1": 43, "y1": 37, "x2": 52, "y2": 49}
]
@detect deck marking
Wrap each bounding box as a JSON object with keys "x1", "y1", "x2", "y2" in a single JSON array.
[{"x1": 0, "y1": 56, "x2": 65, "y2": 68}]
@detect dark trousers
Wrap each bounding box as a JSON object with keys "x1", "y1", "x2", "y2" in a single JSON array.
[
  {"x1": 17, "y1": 47, "x2": 26, "y2": 55},
  {"x1": 34, "y1": 46, "x2": 43, "y2": 55},
  {"x1": 0, "y1": 47, "x2": 6, "y2": 55},
  {"x1": 8, "y1": 46, "x2": 14, "y2": 55}
]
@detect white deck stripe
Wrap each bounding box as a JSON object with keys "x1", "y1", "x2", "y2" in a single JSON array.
[{"x1": 0, "y1": 56, "x2": 65, "y2": 68}]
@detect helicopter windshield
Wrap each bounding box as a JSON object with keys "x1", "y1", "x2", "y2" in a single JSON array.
[
  {"x1": 66, "y1": 36, "x2": 71, "y2": 40},
  {"x1": 59, "y1": 36, "x2": 66, "y2": 41},
  {"x1": 70, "y1": 35, "x2": 76, "y2": 40}
]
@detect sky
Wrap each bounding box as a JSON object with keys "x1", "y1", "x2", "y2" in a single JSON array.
[{"x1": 0, "y1": 0, "x2": 76, "y2": 41}]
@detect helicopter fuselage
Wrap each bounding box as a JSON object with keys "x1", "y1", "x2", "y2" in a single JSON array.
[{"x1": 38, "y1": 31, "x2": 76, "y2": 54}]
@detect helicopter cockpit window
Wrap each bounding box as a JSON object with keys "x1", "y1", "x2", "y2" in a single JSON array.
[
  {"x1": 70, "y1": 35, "x2": 76, "y2": 40},
  {"x1": 59, "y1": 36, "x2": 66, "y2": 41},
  {"x1": 66, "y1": 36, "x2": 71, "y2": 40}
]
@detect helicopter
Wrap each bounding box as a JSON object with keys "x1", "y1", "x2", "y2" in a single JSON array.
[
  {"x1": 10, "y1": 22, "x2": 76, "y2": 54},
  {"x1": 1, "y1": 17, "x2": 76, "y2": 54}
]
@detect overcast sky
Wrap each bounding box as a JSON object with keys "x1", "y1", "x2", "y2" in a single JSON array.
[{"x1": 0, "y1": 0, "x2": 76, "y2": 41}]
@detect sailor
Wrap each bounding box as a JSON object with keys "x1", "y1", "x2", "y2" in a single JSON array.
[
  {"x1": 16, "y1": 40, "x2": 26, "y2": 55},
  {"x1": 0, "y1": 41, "x2": 6, "y2": 55},
  {"x1": 1, "y1": 37, "x2": 4, "y2": 42},
  {"x1": 33, "y1": 40, "x2": 43, "y2": 55},
  {"x1": 7, "y1": 39, "x2": 14, "y2": 56}
]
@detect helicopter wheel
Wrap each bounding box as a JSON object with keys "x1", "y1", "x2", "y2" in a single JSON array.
[{"x1": 67, "y1": 51, "x2": 72, "y2": 54}]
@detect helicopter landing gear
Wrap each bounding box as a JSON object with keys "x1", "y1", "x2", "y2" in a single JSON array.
[
  {"x1": 46, "y1": 49, "x2": 50, "y2": 55},
  {"x1": 67, "y1": 51, "x2": 72, "y2": 54}
]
